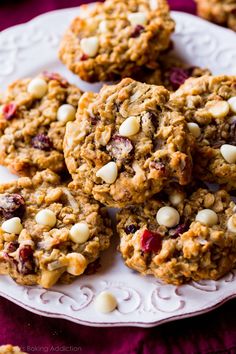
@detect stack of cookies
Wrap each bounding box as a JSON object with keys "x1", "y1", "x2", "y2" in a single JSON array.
[{"x1": 0, "y1": 0, "x2": 236, "y2": 289}]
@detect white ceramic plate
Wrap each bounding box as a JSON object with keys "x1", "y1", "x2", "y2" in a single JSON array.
[{"x1": 0, "y1": 5, "x2": 236, "y2": 328}]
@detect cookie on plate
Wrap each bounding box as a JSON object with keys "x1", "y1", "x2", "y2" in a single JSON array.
[
  {"x1": 64, "y1": 78, "x2": 194, "y2": 207},
  {"x1": 136, "y1": 54, "x2": 211, "y2": 90},
  {"x1": 0, "y1": 72, "x2": 82, "y2": 176},
  {"x1": 169, "y1": 75, "x2": 236, "y2": 189},
  {"x1": 117, "y1": 186, "x2": 236, "y2": 284},
  {"x1": 195, "y1": 0, "x2": 236, "y2": 31},
  {"x1": 58, "y1": 0, "x2": 175, "y2": 82},
  {"x1": 0, "y1": 169, "x2": 112, "y2": 288}
]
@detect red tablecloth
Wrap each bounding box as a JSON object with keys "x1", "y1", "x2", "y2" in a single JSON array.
[{"x1": 1, "y1": 1, "x2": 236, "y2": 353}]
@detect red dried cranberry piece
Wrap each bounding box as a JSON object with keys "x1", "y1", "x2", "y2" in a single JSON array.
[
  {"x1": 168, "y1": 67, "x2": 191, "y2": 90},
  {"x1": 81, "y1": 54, "x2": 89, "y2": 61},
  {"x1": 18, "y1": 245, "x2": 34, "y2": 275},
  {"x1": 2, "y1": 103, "x2": 17, "y2": 120},
  {"x1": 169, "y1": 223, "x2": 188, "y2": 238},
  {"x1": 140, "y1": 229, "x2": 162, "y2": 253},
  {"x1": 43, "y1": 71, "x2": 68, "y2": 87},
  {"x1": 31, "y1": 134, "x2": 53, "y2": 151},
  {"x1": 6, "y1": 241, "x2": 18, "y2": 253},
  {"x1": 19, "y1": 245, "x2": 33, "y2": 261},
  {"x1": 125, "y1": 224, "x2": 138, "y2": 234},
  {"x1": 0, "y1": 193, "x2": 25, "y2": 219},
  {"x1": 107, "y1": 135, "x2": 133, "y2": 162},
  {"x1": 130, "y1": 25, "x2": 144, "y2": 38}
]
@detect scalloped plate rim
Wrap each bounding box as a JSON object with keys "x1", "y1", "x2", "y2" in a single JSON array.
[{"x1": 0, "y1": 287, "x2": 236, "y2": 328}]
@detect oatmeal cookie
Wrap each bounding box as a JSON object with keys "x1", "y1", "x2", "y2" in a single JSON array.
[
  {"x1": 117, "y1": 186, "x2": 236, "y2": 284},
  {"x1": 64, "y1": 78, "x2": 194, "y2": 207},
  {"x1": 169, "y1": 75, "x2": 236, "y2": 188},
  {"x1": 0, "y1": 169, "x2": 112, "y2": 288},
  {"x1": 0, "y1": 345, "x2": 27, "y2": 354},
  {"x1": 58, "y1": 0, "x2": 175, "y2": 82},
  {"x1": 0, "y1": 72, "x2": 82, "y2": 176},
  {"x1": 195, "y1": 0, "x2": 236, "y2": 31},
  {"x1": 136, "y1": 54, "x2": 211, "y2": 90}
]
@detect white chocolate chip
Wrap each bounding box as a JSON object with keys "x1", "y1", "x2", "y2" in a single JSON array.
[
  {"x1": 169, "y1": 192, "x2": 184, "y2": 206},
  {"x1": 187, "y1": 122, "x2": 201, "y2": 138},
  {"x1": 99, "y1": 20, "x2": 108, "y2": 33},
  {"x1": 57, "y1": 104, "x2": 76, "y2": 123},
  {"x1": 27, "y1": 78, "x2": 48, "y2": 99},
  {"x1": 94, "y1": 291, "x2": 117, "y2": 313},
  {"x1": 66, "y1": 252, "x2": 87, "y2": 275},
  {"x1": 208, "y1": 101, "x2": 230, "y2": 119},
  {"x1": 1, "y1": 217, "x2": 23, "y2": 234},
  {"x1": 119, "y1": 116, "x2": 140, "y2": 137},
  {"x1": 149, "y1": 0, "x2": 159, "y2": 10},
  {"x1": 156, "y1": 206, "x2": 180, "y2": 228},
  {"x1": 80, "y1": 37, "x2": 99, "y2": 57},
  {"x1": 128, "y1": 12, "x2": 147, "y2": 26},
  {"x1": 220, "y1": 144, "x2": 236, "y2": 163},
  {"x1": 69, "y1": 222, "x2": 90, "y2": 244},
  {"x1": 227, "y1": 215, "x2": 236, "y2": 233},
  {"x1": 96, "y1": 162, "x2": 118, "y2": 184},
  {"x1": 228, "y1": 97, "x2": 236, "y2": 113},
  {"x1": 195, "y1": 209, "x2": 218, "y2": 226},
  {"x1": 35, "y1": 209, "x2": 57, "y2": 228}
]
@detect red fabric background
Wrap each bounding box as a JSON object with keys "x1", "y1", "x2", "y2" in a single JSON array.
[{"x1": 0, "y1": 1, "x2": 236, "y2": 354}]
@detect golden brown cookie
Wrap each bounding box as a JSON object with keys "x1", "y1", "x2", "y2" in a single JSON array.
[
  {"x1": 0, "y1": 170, "x2": 112, "y2": 288},
  {"x1": 0, "y1": 72, "x2": 82, "y2": 176},
  {"x1": 117, "y1": 186, "x2": 236, "y2": 284},
  {"x1": 59, "y1": 0, "x2": 175, "y2": 82},
  {"x1": 64, "y1": 78, "x2": 194, "y2": 207},
  {"x1": 169, "y1": 75, "x2": 236, "y2": 189}
]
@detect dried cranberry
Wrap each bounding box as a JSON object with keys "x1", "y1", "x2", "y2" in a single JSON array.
[
  {"x1": 6, "y1": 241, "x2": 18, "y2": 253},
  {"x1": 0, "y1": 193, "x2": 25, "y2": 219},
  {"x1": 31, "y1": 134, "x2": 53, "y2": 151},
  {"x1": 107, "y1": 135, "x2": 133, "y2": 162},
  {"x1": 125, "y1": 224, "x2": 138, "y2": 234},
  {"x1": 43, "y1": 71, "x2": 68, "y2": 87},
  {"x1": 130, "y1": 25, "x2": 144, "y2": 38},
  {"x1": 140, "y1": 229, "x2": 162, "y2": 253},
  {"x1": 19, "y1": 245, "x2": 33, "y2": 261},
  {"x1": 168, "y1": 67, "x2": 191, "y2": 90},
  {"x1": 169, "y1": 223, "x2": 188, "y2": 238},
  {"x1": 18, "y1": 245, "x2": 34, "y2": 275},
  {"x1": 2, "y1": 103, "x2": 17, "y2": 120},
  {"x1": 81, "y1": 54, "x2": 89, "y2": 61}
]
